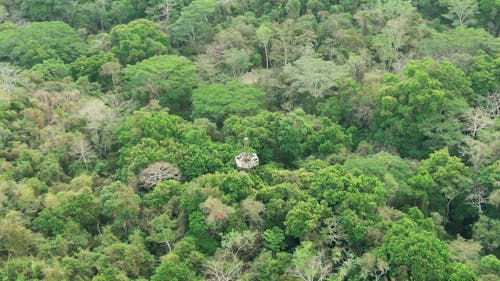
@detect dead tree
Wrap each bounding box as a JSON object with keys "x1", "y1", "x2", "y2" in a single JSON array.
[
  {"x1": 138, "y1": 162, "x2": 183, "y2": 189},
  {"x1": 288, "y1": 249, "x2": 333, "y2": 281},
  {"x1": 204, "y1": 251, "x2": 243, "y2": 281},
  {"x1": 0, "y1": 64, "x2": 19, "y2": 94},
  {"x1": 466, "y1": 184, "x2": 489, "y2": 214},
  {"x1": 69, "y1": 137, "x2": 95, "y2": 170},
  {"x1": 463, "y1": 108, "x2": 493, "y2": 139}
]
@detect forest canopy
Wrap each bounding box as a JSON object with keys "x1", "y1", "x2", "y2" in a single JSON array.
[{"x1": 0, "y1": 0, "x2": 498, "y2": 280}]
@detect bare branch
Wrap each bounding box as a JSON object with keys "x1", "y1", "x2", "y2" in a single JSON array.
[
  {"x1": 138, "y1": 162, "x2": 183, "y2": 189},
  {"x1": 463, "y1": 108, "x2": 493, "y2": 138},
  {"x1": 69, "y1": 137, "x2": 96, "y2": 170},
  {"x1": 466, "y1": 184, "x2": 489, "y2": 214},
  {"x1": 204, "y1": 250, "x2": 244, "y2": 281},
  {"x1": 0, "y1": 64, "x2": 19, "y2": 95}
]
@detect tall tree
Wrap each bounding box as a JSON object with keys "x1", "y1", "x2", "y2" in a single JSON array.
[
  {"x1": 412, "y1": 148, "x2": 473, "y2": 218},
  {"x1": 256, "y1": 24, "x2": 273, "y2": 69},
  {"x1": 375, "y1": 59, "x2": 472, "y2": 158},
  {"x1": 191, "y1": 81, "x2": 266, "y2": 126},
  {"x1": 169, "y1": 0, "x2": 218, "y2": 54},
  {"x1": 373, "y1": 16, "x2": 410, "y2": 70},
  {"x1": 123, "y1": 55, "x2": 197, "y2": 115},
  {"x1": 378, "y1": 218, "x2": 450, "y2": 281},
  {"x1": 288, "y1": 241, "x2": 332, "y2": 281},
  {"x1": 440, "y1": 0, "x2": 479, "y2": 26},
  {"x1": 108, "y1": 19, "x2": 170, "y2": 65},
  {"x1": 284, "y1": 56, "x2": 349, "y2": 100},
  {"x1": 0, "y1": 21, "x2": 87, "y2": 67}
]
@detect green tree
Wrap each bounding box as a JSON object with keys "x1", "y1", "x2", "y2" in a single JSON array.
[
  {"x1": 170, "y1": 0, "x2": 218, "y2": 54},
  {"x1": 191, "y1": 81, "x2": 266, "y2": 126},
  {"x1": 95, "y1": 229, "x2": 155, "y2": 279},
  {"x1": 250, "y1": 251, "x2": 292, "y2": 281},
  {"x1": 36, "y1": 154, "x2": 67, "y2": 184},
  {"x1": 21, "y1": 0, "x2": 76, "y2": 23},
  {"x1": 469, "y1": 55, "x2": 500, "y2": 96},
  {"x1": 117, "y1": 109, "x2": 183, "y2": 147},
  {"x1": 32, "y1": 208, "x2": 65, "y2": 237},
  {"x1": 123, "y1": 55, "x2": 197, "y2": 115},
  {"x1": 0, "y1": 257, "x2": 47, "y2": 281},
  {"x1": 343, "y1": 152, "x2": 414, "y2": 205},
  {"x1": 30, "y1": 59, "x2": 69, "y2": 81},
  {"x1": 263, "y1": 227, "x2": 285, "y2": 254},
  {"x1": 412, "y1": 148, "x2": 473, "y2": 218},
  {"x1": 256, "y1": 182, "x2": 309, "y2": 228},
  {"x1": 419, "y1": 27, "x2": 500, "y2": 68},
  {"x1": 449, "y1": 262, "x2": 478, "y2": 281},
  {"x1": 378, "y1": 219, "x2": 450, "y2": 281},
  {"x1": 147, "y1": 214, "x2": 177, "y2": 253},
  {"x1": 373, "y1": 15, "x2": 411, "y2": 70},
  {"x1": 223, "y1": 109, "x2": 350, "y2": 165},
  {"x1": 93, "y1": 268, "x2": 130, "y2": 281},
  {"x1": 118, "y1": 109, "x2": 233, "y2": 181},
  {"x1": 284, "y1": 56, "x2": 349, "y2": 100},
  {"x1": 478, "y1": 254, "x2": 500, "y2": 277},
  {"x1": 477, "y1": 0, "x2": 500, "y2": 35},
  {"x1": 286, "y1": 0, "x2": 302, "y2": 19},
  {"x1": 222, "y1": 48, "x2": 252, "y2": 78},
  {"x1": 274, "y1": 110, "x2": 312, "y2": 164},
  {"x1": 52, "y1": 190, "x2": 102, "y2": 232},
  {"x1": 217, "y1": 170, "x2": 258, "y2": 203},
  {"x1": 151, "y1": 254, "x2": 198, "y2": 281},
  {"x1": 306, "y1": 117, "x2": 351, "y2": 156},
  {"x1": 108, "y1": 19, "x2": 170, "y2": 65},
  {"x1": 472, "y1": 215, "x2": 500, "y2": 254},
  {"x1": 70, "y1": 52, "x2": 116, "y2": 82},
  {"x1": 73, "y1": 1, "x2": 108, "y2": 32},
  {"x1": 310, "y1": 165, "x2": 387, "y2": 219},
  {"x1": 0, "y1": 21, "x2": 87, "y2": 67},
  {"x1": 61, "y1": 249, "x2": 96, "y2": 280},
  {"x1": 256, "y1": 24, "x2": 273, "y2": 69},
  {"x1": 143, "y1": 179, "x2": 184, "y2": 211},
  {"x1": 187, "y1": 211, "x2": 218, "y2": 254},
  {"x1": 0, "y1": 211, "x2": 43, "y2": 258},
  {"x1": 223, "y1": 111, "x2": 281, "y2": 163},
  {"x1": 285, "y1": 199, "x2": 324, "y2": 239},
  {"x1": 440, "y1": 0, "x2": 479, "y2": 26},
  {"x1": 100, "y1": 183, "x2": 140, "y2": 233},
  {"x1": 375, "y1": 59, "x2": 472, "y2": 158}
]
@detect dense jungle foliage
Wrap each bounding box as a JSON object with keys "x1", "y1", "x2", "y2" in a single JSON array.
[{"x1": 0, "y1": 0, "x2": 499, "y2": 280}]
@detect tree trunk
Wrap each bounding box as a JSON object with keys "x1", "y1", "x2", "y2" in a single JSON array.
[{"x1": 264, "y1": 45, "x2": 269, "y2": 69}]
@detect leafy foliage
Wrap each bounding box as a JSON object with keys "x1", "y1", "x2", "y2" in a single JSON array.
[
  {"x1": 124, "y1": 55, "x2": 197, "y2": 115},
  {"x1": 0, "y1": 1, "x2": 498, "y2": 280},
  {"x1": 191, "y1": 82, "x2": 267, "y2": 125},
  {"x1": 0, "y1": 21, "x2": 87, "y2": 67},
  {"x1": 108, "y1": 19, "x2": 170, "y2": 65}
]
